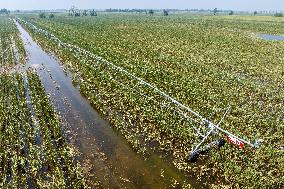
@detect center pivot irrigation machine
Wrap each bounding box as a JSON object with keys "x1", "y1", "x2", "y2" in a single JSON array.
[{"x1": 17, "y1": 18, "x2": 263, "y2": 163}]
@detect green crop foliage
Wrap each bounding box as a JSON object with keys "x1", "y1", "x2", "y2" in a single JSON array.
[
  {"x1": 18, "y1": 13, "x2": 284, "y2": 188},
  {"x1": 0, "y1": 71, "x2": 86, "y2": 188},
  {"x1": 0, "y1": 16, "x2": 25, "y2": 67},
  {"x1": 0, "y1": 16, "x2": 86, "y2": 188}
]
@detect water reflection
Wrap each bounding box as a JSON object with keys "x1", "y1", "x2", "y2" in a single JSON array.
[{"x1": 258, "y1": 34, "x2": 284, "y2": 41}]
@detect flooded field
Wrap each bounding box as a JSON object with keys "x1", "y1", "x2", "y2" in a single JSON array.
[
  {"x1": 1, "y1": 12, "x2": 284, "y2": 188},
  {"x1": 17, "y1": 14, "x2": 284, "y2": 188},
  {"x1": 16, "y1": 21, "x2": 199, "y2": 188}
]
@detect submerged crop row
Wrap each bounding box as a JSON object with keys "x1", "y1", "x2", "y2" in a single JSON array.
[
  {"x1": 19, "y1": 14, "x2": 284, "y2": 188},
  {"x1": 0, "y1": 17, "x2": 25, "y2": 67},
  {"x1": 0, "y1": 71, "x2": 86, "y2": 188},
  {"x1": 0, "y1": 17, "x2": 86, "y2": 188}
]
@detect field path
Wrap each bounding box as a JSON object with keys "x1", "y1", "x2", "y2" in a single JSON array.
[{"x1": 15, "y1": 21, "x2": 200, "y2": 188}]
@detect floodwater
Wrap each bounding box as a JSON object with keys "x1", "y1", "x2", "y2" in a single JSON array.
[
  {"x1": 258, "y1": 34, "x2": 284, "y2": 41},
  {"x1": 16, "y1": 21, "x2": 202, "y2": 188}
]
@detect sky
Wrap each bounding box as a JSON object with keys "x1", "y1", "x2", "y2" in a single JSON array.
[{"x1": 0, "y1": 0, "x2": 284, "y2": 11}]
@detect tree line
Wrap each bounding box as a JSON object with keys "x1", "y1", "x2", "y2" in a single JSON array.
[
  {"x1": 37, "y1": 7, "x2": 283, "y2": 18},
  {"x1": 0, "y1": 8, "x2": 10, "y2": 14},
  {"x1": 68, "y1": 6, "x2": 97, "y2": 17}
]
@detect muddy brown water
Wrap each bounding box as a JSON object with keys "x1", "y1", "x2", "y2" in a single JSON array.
[{"x1": 16, "y1": 21, "x2": 203, "y2": 188}]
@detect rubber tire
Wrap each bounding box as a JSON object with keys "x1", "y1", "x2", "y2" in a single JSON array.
[
  {"x1": 199, "y1": 149, "x2": 209, "y2": 155},
  {"x1": 188, "y1": 151, "x2": 200, "y2": 163},
  {"x1": 218, "y1": 139, "x2": 226, "y2": 148}
]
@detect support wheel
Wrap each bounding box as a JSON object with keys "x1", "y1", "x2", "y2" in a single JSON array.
[
  {"x1": 188, "y1": 151, "x2": 200, "y2": 163},
  {"x1": 218, "y1": 139, "x2": 226, "y2": 148}
]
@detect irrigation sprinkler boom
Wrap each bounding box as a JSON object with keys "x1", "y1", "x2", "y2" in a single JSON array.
[{"x1": 17, "y1": 18, "x2": 263, "y2": 162}]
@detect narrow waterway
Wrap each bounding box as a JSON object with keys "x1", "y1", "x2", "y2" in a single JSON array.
[
  {"x1": 15, "y1": 21, "x2": 201, "y2": 188},
  {"x1": 258, "y1": 34, "x2": 284, "y2": 41}
]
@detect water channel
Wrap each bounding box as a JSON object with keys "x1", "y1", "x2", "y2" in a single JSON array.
[
  {"x1": 16, "y1": 21, "x2": 202, "y2": 188},
  {"x1": 258, "y1": 34, "x2": 284, "y2": 41}
]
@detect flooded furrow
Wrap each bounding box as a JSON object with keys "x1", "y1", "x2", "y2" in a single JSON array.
[
  {"x1": 16, "y1": 21, "x2": 200, "y2": 188},
  {"x1": 258, "y1": 33, "x2": 284, "y2": 41}
]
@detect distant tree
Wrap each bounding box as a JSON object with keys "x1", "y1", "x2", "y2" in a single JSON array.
[
  {"x1": 149, "y1": 10, "x2": 154, "y2": 16},
  {"x1": 274, "y1": 12, "x2": 283, "y2": 17},
  {"x1": 229, "y1": 10, "x2": 234, "y2": 15},
  {"x1": 213, "y1": 8, "x2": 218, "y2": 15},
  {"x1": 39, "y1": 12, "x2": 46, "y2": 18},
  {"x1": 163, "y1": 9, "x2": 169, "y2": 16},
  {"x1": 49, "y1": 13, "x2": 55, "y2": 18},
  {"x1": 254, "y1": 11, "x2": 258, "y2": 15},
  {"x1": 74, "y1": 12, "x2": 80, "y2": 17},
  {"x1": 82, "y1": 10, "x2": 88, "y2": 16},
  {"x1": 69, "y1": 6, "x2": 76, "y2": 16},
  {"x1": 70, "y1": 6, "x2": 81, "y2": 17},
  {"x1": 0, "y1": 8, "x2": 9, "y2": 14},
  {"x1": 90, "y1": 9, "x2": 97, "y2": 16},
  {"x1": 136, "y1": 9, "x2": 144, "y2": 13}
]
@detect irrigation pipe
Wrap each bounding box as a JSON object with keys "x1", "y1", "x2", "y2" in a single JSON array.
[{"x1": 17, "y1": 18, "x2": 260, "y2": 148}]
